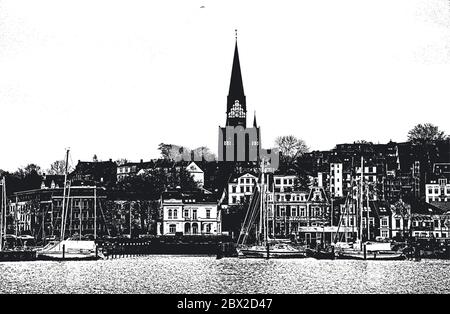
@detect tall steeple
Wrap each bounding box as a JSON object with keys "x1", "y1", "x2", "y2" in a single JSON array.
[{"x1": 226, "y1": 30, "x2": 246, "y2": 127}]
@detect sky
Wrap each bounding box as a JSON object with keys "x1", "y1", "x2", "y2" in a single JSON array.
[{"x1": 0, "y1": 0, "x2": 449, "y2": 172}]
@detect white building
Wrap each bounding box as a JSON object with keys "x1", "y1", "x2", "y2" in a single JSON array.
[
  {"x1": 185, "y1": 162, "x2": 204, "y2": 187},
  {"x1": 160, "y1": 190, "x2": 221, "y2": 236},
  {"x1": 330, "y1": 163, "x2": 343, "y2": 197},
  {"x1": 426, "y1": 177, "x2": 450, "y2": 203},
  {"x1": 228, "y1": 173, "x2": 258, "y2": 205}
]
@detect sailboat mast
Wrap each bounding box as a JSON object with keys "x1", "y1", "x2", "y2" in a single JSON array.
[
  {"x1": 359, "y1": 156, "x2": 364, "y2": 245},
  {"x1": 60, "y1": 148, "x2": 70, "y2": 241},
  {"x1": 0, "y1": 177, "x2": 4, "y2": 251},
  {"x1": 94, "y1": 186, "x2": 97, "y2": 240},
  {"x1": 2, "y1": 178, "x2": 7, "y2": 250},
  {"x1": 366, "y1": 183, "x2": 370, "y2": 241},
  {"x1": 260, "y1": 160, "x2": 265, "y2": 245}
]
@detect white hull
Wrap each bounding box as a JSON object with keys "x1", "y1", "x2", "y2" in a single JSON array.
[
  {"x1": 37, "y1": 240, "x2": 103, "y2": 261},
  {"x1": 237, "y1": 244, "x2": 306, "y2": 259}
]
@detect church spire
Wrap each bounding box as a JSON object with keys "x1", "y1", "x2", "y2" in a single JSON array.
[
  {"x1": 253, "y1": 111, "x2": 257, "y2": 127},
  {"x1": 226, "y1": 30, "x2": 246, "y2": 127},
  {"x1": 228, "y1": 36, "x2": 245, "y2": 103}
]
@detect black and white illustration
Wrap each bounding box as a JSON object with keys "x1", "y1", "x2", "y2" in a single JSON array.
[{"x1": 0, "y1": 0, "x2": 449, "y2": 296}]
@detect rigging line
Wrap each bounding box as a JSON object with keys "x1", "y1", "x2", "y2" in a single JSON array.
[{"x1": 98, "y1": 197, "x2": 111, "y2": 237}]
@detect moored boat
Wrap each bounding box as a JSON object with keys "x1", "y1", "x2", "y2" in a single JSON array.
[
  {"x1": 238, "y1": 243, "x2": 306, "y2": 259},
  {"x1": 336, "y1": 241, "x2": 405, "y2": 260},
  {"x1": 37, "y1": 239, "x2": 102, "y2": 261}
]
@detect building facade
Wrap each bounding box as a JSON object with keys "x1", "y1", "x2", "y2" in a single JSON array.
[{"x1": 160, "y1": 190, "x2": 222, "y2": 236}]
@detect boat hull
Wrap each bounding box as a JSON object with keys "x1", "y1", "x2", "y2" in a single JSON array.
[
  {"x1": 0, "y1": 250, "x2": 37, "y2": 262},
  {"x1": 305, "y1": 248, "x2": 335, "y2": 260},
  {"x1": 237, "y1": 246, "x2": 307, "y2": 259},
  {"x1": 337, "y1": 250, "x2": 405, "y2": 260},
  {"x1": 37, "y1": 252, "x2": 102, "y2": 261}
]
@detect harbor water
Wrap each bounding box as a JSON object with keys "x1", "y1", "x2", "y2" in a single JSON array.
[{"x1": 1, "y1": 256, "x2": 449, "y2": 294}]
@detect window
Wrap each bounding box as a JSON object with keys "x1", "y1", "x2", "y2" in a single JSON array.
[
  {"x1": 232, "y1": 186, "x2": 236, "y2": 193},
  {"x1": 168, "y1": 209, "x2": 172, "y2": 219},
  {"x1": 206, "y1": 209, "x2": 211, "y2": 219},
  {"x1": 275, "y1": 179, "x2": 281, "y2": 185},
  {"x1": 240, "y1": 186, "x2": 244, "y2": 193},
  {"x1": 246, "y1": 178, "x2": 250, "y2": 184},
  {"x1": 232, "y1": 196, "x2": 237, "y2": 204},
  {"x1": 291, "y1": 207, "x2": 297, "y2": 217},
  {"x1": 192, "y1": 209, "x2": 197, "y2": 220},
  {"x1": 396, "y1": 219, "x2": 401, "y2": 228},
  {"x1": 173, "y1": 209, "x2": 177, "y2": 219},
  {"x1": 169, "y1": 224, "x2": 176, "y2": 233},
  {"x1": 428, "y1": 188, "x2": 433, "y2": 195},
  {"x1": 184, "y1": 209, "x2": 189, "y2": 218},
  {"x1": 300, "y1": 207, "x2": 305, "y2": 217},
  {"x1": 381, "y1": 218, "x2": 388, "y2": 227},
  {"x1": 381, "y1": 230, "x2": 388, "y2": 238},
  {"x1": 246, "y1": 186, "x2": 250, "y2": 192}
]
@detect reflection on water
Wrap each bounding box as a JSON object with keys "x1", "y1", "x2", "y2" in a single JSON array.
[{"x1": 1, "y1": 256, "x2": 450, "y2": 294}]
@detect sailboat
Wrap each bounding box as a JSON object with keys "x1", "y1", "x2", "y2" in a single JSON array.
[
  {"x1": 236, "y1": 160, "x2": 306, "y2": 259},
  {"x1": 0, "y1": 177, "x2": 37, "y2": 262},
  {"x1": 37, "y1": 149, "x2": 103, "y2": 261},
  {"x1": 335, "y1": 157, "x2": 405, "y2": 261}
]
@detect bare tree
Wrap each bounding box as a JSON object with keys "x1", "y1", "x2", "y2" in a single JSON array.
[
  {"x1": 275, "y1": 135, "x2": 309, "y2": 160},
  {"x1": 47, "y1": 160, "x2": 72, "y2": 175}
]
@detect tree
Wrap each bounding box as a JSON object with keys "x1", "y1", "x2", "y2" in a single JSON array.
[
  {"x1": 115, "y1": 158, "x2": 128, "y2": 166},
  {"x1": 47, "y1": 160, "x2": 72, "y2": 175},
  {"x1": 407, "y1": 123, "x2": 448, "y2": 144},
  {"x1": 275, "y1": 135, "x2": 309, "y2": 160},
  {"x1": 192, "y1": 146, "x2": 217, "y2": 161}
]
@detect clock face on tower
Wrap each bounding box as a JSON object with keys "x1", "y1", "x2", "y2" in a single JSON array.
[{"x1": 228, "y1": 100, "x2": 245, "y2": 119}]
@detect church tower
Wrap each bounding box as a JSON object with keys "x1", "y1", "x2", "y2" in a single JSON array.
[
  {"x1": 219, "y1": 32, "x2": 260, "y2": 163},
  {"x1": 226, "y1": 40, "x2": 246, "y2": 128}
]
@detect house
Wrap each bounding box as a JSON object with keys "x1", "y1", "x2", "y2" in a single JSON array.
[
  {"x1": 70, "y1": 159, "x2": 117, "y2": 186},
  {"x1": 159, "y1": 190, "x2": 222, "y2": 236},
  {"x1": 227, "y1": 172, "x2": 258, "y2": 205}
]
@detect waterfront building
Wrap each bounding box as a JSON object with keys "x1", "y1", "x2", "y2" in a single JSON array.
[
  {"x1": 8, "y1": 185, "x2": 108, "y2": 241},
  {"x1": 266, "y1": 181, "x2": 331, "y2": 243},
  {"x1": 159, "y1": 190, "x2": 222, "y2": 236},
  {"x1": 227, "y1": 172, "x2": 258, "y2": 205}
]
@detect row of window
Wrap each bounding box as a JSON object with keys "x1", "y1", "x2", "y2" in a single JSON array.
[
  {"x1": 427, "y1": 187, "x2": 450, "y2": 195},
  {"x1": 167, "y1": 209, "x2": 212, "y2": 219},
  {"x1": 270, "y1": 206, "x2": 324, "y2": 217}
]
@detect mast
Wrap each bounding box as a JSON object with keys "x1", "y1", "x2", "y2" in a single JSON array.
[
  {"x1": 260, "y1": 160, "x2": 265, "y2": 245},
  {"x1": 272, "y1": 182, "x2": 275, "y2": 238},
  {"x1": 359, "y1": 156, "x2": 364, "y2": 246},
  {"x1": 94, "y1": 186, "x2": 97, "y2": 240},
  {"x1": 2, "y1": 178, "x2": 7, "y2": 250},
  {"x1": 0, "y1": 177, "x2": 4, "y2": 251},
  {"x1": 366, "y1": 183, "x2": 370, "y2": 241},
  {"x1": 60, "y1": 148, "x2": 70, "y2": 241}
]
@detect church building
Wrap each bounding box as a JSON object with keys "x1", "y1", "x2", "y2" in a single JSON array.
[{"x1": 218, "y1": 34, "x2": 261, "y2": 163}]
